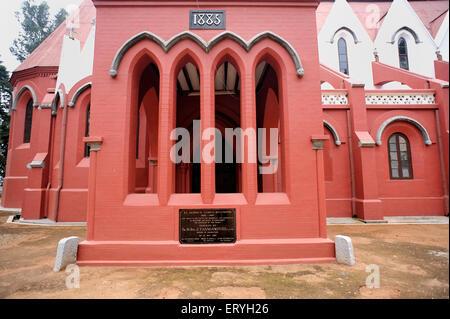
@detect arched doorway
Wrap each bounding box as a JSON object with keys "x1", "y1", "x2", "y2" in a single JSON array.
[
  {"x1": 175, "y1": 61, "x2": 201, "y2": 193},
  {"x1": 255, "y1": 60, "x2": 283, "y2": 193},
  {"x1": 134, "y1": 60, "x2": 160, "y2": 193},
  {"x1": 214, "y1": 61, "x2": 241, "y2": 193}
]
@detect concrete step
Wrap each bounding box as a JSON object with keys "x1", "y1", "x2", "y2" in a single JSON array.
[
  {"x1": 383, "y1": 216, "x2": 449, "y2": 224},
  {"x1": 0, "y1": 206, "x2": 21, "y2": 214},
  {"x1": 327, "y1": 216, "x2": 449, "y2": 225},
  {"x1": 9, "y1": 217, "x2": 86, "y2": 227}
]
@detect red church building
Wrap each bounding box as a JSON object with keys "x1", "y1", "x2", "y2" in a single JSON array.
[{"x1": 2, "y1": 0, "x2": 448, "y2": 265}]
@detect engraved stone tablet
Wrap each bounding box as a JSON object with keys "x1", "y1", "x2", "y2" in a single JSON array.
[{"x1": 180, "y1": 209, "x2": 236, "y2": 244}]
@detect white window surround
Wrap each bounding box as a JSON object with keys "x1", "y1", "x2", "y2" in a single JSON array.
[
  {"x1": 394, "y1": 31, "x2": 415, "y2": 69},
  {"x1": 334, "y1": 30, "x2": 355, "y2": 76}
]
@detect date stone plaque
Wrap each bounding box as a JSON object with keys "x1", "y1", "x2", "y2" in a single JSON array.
[
  {"x1": 189, "y1": 10, "x2": 226, "y2": 30},
  {"x1": 179, "y1": 209, "x2": 236, "y2": 244}
]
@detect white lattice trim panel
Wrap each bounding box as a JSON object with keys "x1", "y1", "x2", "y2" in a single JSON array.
[
  {"x1": 322, "y1": 92, "x2": 348, "y2": 105},
  {"x1": 365, "y1": 93, "x2": 435, "y2": 105}
]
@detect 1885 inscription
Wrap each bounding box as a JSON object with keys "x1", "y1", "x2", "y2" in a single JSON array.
[
  {"x1": 189, "y1": 10, "x2": 226, "y2": 30},
  {"x1": 179, "y1": 209, "x2": 236, "y2": 244}
]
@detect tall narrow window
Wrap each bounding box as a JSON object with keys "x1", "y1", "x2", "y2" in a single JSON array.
[
  {"x1": 388, "y1": 133, "x2": 413, "y2": 179},
  {"x1": 398, "y1": 37, "x2": 409, "y2": 70},
  {"x1": 337, "y1": 38, "x2": 349, "y2": 75},
  {"x1": 23, "y1": 98, "x2": 33, "y2": 143},
  {"x1": 84, "y1": 104, "x2": 91, "y2": 157}
]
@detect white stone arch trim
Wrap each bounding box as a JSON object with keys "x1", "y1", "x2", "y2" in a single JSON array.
[
  {"x1": 109, "y1": 31, "x2": 305, "y2": 78},
  {"x1": 12, "y1": 85, "x2": 38, "y2": 110},
  {"x1": 68, "y1": 82, "x2": 91, "y2": 107},
  {"x1": 330, "y1": 27, "x2": 360, "y2": 45},
  {"x1": 391, "y1": 26, "x2": 421, "y2": 44},
  {"x1": 376, "y1": 116, "x2": 432, "y2": 146},
  {"x1": 55, "y1": 89, "x2": 65, "y2": 109},
  {"x1": 323, "y1": 120, "x2": 342, "y2": 146},
  {"x1": 50, "y1": 89, "x2": 66, "y2": 115}
]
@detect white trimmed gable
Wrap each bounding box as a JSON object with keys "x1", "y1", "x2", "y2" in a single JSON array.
[
  {"x1": 374, "y1": 0, "x2": 438, "y2": 77},
  {"x1": 435, "y1": 11, "x2": 449, "y2": 61},
  {"x1": 318, "y1": 0, "x2": 375, "y2": 86},
  {"x1": 56, "y1": 25, "x2": 96, "y2": 94}
]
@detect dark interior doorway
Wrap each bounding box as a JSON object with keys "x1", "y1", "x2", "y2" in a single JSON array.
[
  {"x1": 215, "y1": 134, "x2": 237, "y2": 193},
  {"x1": 191, "y1": 163, "x2": 201, "y2": 193}
]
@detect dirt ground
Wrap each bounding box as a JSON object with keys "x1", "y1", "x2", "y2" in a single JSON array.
[{"x1": 0, "y1": 210, "x2": 448, "y2": 299}]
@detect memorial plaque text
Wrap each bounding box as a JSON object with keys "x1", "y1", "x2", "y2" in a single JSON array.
[{"x1": 179, "y1": 209, "x2": 236, "y2": 244}]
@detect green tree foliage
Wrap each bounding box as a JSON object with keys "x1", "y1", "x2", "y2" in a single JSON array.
[
  {"x1": 0, "y1": 59, "x2": 12, "y2": 181},
  {"x1": 10, "y1": 0, "x2": 68, "y2": 63}
]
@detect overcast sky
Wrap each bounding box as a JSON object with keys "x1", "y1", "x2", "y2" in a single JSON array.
[{"x1": 0, "y1": 0, "x2": 84, "y2": 73}]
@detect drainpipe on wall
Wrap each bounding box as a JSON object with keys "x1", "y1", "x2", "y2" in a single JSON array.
[
  {"x1": 435, "y1": 110, "x2": 449, "y2": 216},
  {"x1": 53, "y1": 104, "x2": 68, "y2": 222},
  {"x1": 346, "y1": 110, "x2": 357, "y2": 217},
  {"x1": 44, "y1": 110, "x2": 56, "y2": 218}
]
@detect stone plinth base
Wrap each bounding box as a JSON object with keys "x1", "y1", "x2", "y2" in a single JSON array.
[{"x1": 77, "y1": 238, "x2": 336, "y2": 266}]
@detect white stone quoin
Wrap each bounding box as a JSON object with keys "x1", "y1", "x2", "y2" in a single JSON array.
[
  {"x1": 54, "y1": 236, "x2": 79, "y2": 272},
  {"x1": 335, "y1": 235, "x2": 355, "y2": 265}
]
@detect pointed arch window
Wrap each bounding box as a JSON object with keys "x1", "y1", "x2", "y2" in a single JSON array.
[
  {"x1": 388, "y1": 133, "x2": 413, "y2": 179},
  {"x1": 23, "y1": 98, "x2": 33, "y2": 143},
  {"x1": 398, "y1": 37, "x2": 409, "y2": 70},
  {"x1": 337, "y1": 38, "x2": 349, "y2": 75},
  {"x1": 84, "y1": 104, "x2": 91, "y2": 157}
]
